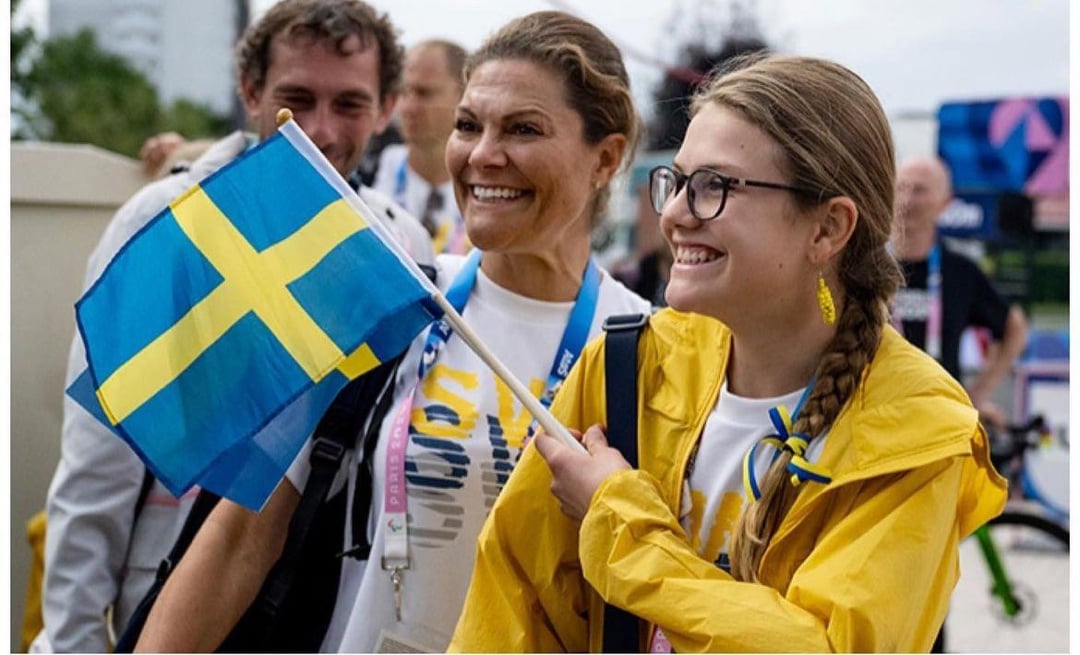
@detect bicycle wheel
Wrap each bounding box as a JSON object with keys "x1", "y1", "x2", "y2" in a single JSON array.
[{"x1": 946, "y1": 511, "x2": 1069, "y2": 653}]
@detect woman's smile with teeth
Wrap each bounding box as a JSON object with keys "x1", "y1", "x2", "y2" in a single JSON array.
[
  {"x1": 471, "y1": 185, "x2": 526, "y2": 200},
  {"x1": 675, "y1": 246, "x2": 722, "y2": 264}
]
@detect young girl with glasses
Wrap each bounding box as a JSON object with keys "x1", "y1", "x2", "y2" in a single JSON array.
[{"x1": 449, "y1": 54, "x2": 1006, "y2": 652}]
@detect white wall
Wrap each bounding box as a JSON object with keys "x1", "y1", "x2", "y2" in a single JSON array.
[
  {"x1": 891, "y1": 111, "x2": 937, "y2": 162},
  {"x1": 10, "y1": 142, "x2": 146, "y2": 651}
]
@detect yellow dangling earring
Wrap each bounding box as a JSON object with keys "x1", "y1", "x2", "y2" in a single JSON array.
[{"x1": 816, "y1": 273, "x2": 836, "y2": 326}]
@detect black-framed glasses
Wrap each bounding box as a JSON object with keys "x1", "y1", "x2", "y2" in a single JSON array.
[{"x1": 648, "y1": 165, "x2": 824, "y2": 220}]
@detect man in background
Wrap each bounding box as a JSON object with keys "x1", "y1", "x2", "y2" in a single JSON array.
[
  {"x1": 892, "y1": 155, "x2": 1028, "y2": 430},
  {"x1": 37, "y1": 1, "x2": 432, "y2": 651},
  {"x1": 372, "y1": 39, "x2": 470, "y2": 254}
]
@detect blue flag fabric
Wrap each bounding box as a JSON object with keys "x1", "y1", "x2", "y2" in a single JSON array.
[{"x1": 68, "y1": 120, "x2": 442, "y2": 509}]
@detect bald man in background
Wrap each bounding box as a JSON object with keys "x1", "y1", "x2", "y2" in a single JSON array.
[
  {"x1": 892, "y1": 156, "x2": 1028, "y2": 430},
  {"x1": 372, "y1": 39, "x2": 469, "y2": 254}
]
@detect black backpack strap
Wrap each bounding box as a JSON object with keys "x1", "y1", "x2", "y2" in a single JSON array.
[
  {"x1": 113, "y1": 489, "x2": 221, "y2": 652},
  {"x1": 133, "y1": 467, "x2": 156, "y2": 521},
  {"x1": 253, "y1": 263, "x2": 438, "y2": 630},
  {"x1": 116, "y1": 466, "x2": 158, "y2": 584},
  {"x1": 117, "y1": 370, "x2": 377, "y2": 653},
  {"x1": 603, "y1": 314, "x2": 646, "y2": 468},
  {"x1": 342, "y1": 364, "x2": 401, "y2": 560},
  {"x1": 255, "y1": 358, "x2": 401, "y2": 623},
  {"x1": 160, "y1": 491, "x2": 222, "y2": 580},
  {"x1": 600, "y1": 312, "x2": 648, "y2": 653},
  {"x1": 341, "y1": 263, "x2": 439, "y2": 560}
]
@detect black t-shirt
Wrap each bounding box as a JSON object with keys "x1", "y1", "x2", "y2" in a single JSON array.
[{"x1": 894, "y1": 244, "x2": 1010, "y2": 380}]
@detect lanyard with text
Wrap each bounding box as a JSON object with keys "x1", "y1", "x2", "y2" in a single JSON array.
[
  {"x1": 394, "y1": 158, "x2": 466, "y2": 254},
  {"x1": 381, "y1": 249, "x2": 601, "y2": 621},
  {"x1": 891, "y1": 243, "x2": 942, "y2": 361}
]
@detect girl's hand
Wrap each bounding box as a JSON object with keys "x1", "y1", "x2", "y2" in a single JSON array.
[{"x1": 534, "y1": 424, "x2": 632, "y2": 520}]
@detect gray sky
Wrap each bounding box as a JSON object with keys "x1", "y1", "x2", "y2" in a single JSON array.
[
  {"x1": 16, "y1": 0, "x2": 1070, "y2": 118},
  {"x1": 265, "y1": 0, "x2": 1071, "y2": 118}
]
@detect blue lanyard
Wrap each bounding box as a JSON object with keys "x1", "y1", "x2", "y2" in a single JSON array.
[
  {"x1": 393, "y1": 158, "x2": 409, "y2": 207},
  {"x1": 417, "y1": 249, "x2": 601, "y2": 411},
  {"x1": 379, "y1": 252, "x2": 600, "y2": 593},
  {"x1": 890, "y1": 242, "x2": 943, "y2": 360}
]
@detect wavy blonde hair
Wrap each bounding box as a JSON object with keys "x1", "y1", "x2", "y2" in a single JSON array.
[{"x1": 692, "y1": 54, "x2": 904, "y2": 582}]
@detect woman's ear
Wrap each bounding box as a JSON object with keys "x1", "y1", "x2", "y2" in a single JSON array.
[
  {"x1": 592, "y1": 133, "x2": 627, "y2": 188},
  {"x1": 809, "y1": 196, "x2": 858, "y2": 265}
]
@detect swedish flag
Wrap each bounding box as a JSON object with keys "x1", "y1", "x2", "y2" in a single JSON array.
[{"x1": 68, "y1": 120, "x2": 441, "y2": 509}]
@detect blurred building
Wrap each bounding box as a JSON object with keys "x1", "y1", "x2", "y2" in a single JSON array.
[{"x1": 49, "y1": 0, "x2": 243, "y2": 116}]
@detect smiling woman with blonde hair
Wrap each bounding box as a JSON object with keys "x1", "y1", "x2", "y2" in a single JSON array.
[
  {"x1": 134, "y1": 9, "x2": 650, "y2": 653},
  {"x1": 449, "y1": 54, "x2": 1006, "y2": 653}
]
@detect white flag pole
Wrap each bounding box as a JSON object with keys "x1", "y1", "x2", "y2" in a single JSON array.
[
  {"x1": 430, "y1": 293, "x2": 587, "y2": 454},
  {"x1": 278, "y1": 109, "x2": 586, "y2": 454}
]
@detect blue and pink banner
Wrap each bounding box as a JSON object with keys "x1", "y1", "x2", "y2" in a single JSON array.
[{"x1": 937, "y1": 96, "x2": 1068, "y2": 231}]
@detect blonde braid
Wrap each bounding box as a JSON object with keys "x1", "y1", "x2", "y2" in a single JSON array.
[
  {"x1": 730, "y1": 293, "x2": 884, "y2": 582},
  {"x1": 695, "y1": 54, "x2": 903, "y2": 583}
]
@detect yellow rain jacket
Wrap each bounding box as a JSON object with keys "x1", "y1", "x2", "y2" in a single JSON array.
[{"x1": 449, "y1": 309, "x2": 1006, "y2": 653}]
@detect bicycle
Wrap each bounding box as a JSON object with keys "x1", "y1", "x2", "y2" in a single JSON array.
[{"x1": 945, "y1": 416, "x2": 1070, "y2": 653}]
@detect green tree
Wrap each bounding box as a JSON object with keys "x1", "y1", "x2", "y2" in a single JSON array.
[
  {"x1": 164, "y1": 98, "x2": 232, "y2": 143},
  {"x1": 21, "y1": 29, "x2": 162, "y2": 156}
]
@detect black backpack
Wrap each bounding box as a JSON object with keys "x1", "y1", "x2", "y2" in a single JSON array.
[{"x1": 115, "y1": 266, "x2": 436, "y2": 653}]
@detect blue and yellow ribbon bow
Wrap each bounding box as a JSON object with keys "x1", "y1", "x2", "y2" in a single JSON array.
[{"x1": 742, "y1": 401, "x2": 833, "y2": 502}]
